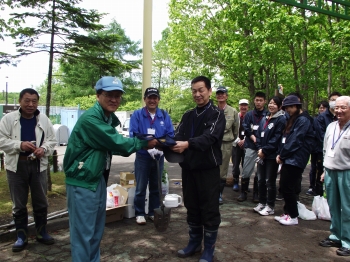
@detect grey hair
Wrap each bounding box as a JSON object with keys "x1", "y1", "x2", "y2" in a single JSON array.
[{"x1": 336, "y1": 96, "x2": 350, "y2": 106}]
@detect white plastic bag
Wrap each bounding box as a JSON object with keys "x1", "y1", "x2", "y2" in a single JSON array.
[
  {"x1": 312, "y1": 195, "x2": 331, "y2": 220},
  {"x1": 318, "y1": 197, "x2": 331, "y2": 221},
  {"x1": 297, "y1": 201, "x2": 316, "y2": 220}
]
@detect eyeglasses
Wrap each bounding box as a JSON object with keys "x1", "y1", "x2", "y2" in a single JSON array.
[{"x1": 101, "y1": 92, "x2": 123, "y2": 100}]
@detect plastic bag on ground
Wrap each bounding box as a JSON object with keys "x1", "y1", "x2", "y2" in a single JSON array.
[{"x1": 297, "y1": 201, "x2": 316, "y2": 220}]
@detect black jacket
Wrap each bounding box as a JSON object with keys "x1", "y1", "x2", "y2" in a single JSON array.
[
  {"x1": 314, "y1": 108, "x2": 337, "y2": 153},
  {"x1": 256, "y1": 110, "x2": 286, "y2": 160},
  {"x1": 174, "y1": 100, "x2": 226, "y2": 170},
  {"x1": 279, "y1": 112, "x2": 313, "y2": 169},
  {"x1": 242, "y1": 108, "x2": 268, "y2": 150}
]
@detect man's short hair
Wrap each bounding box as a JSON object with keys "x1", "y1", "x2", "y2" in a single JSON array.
[
  {"x1": 254, "y1": 91, "x2": 266, "y2": 99},
  {"x1": 329, "y1": 91, "x2": 342, "y2": 99},
  {"x1": 191, "y1": 76, "x2": 211, "y2": 90},
  {"x1": 19, "y1": 88, "x2": 39, "y2": 100},
  {"x1": 317, "y1": 100, "x2": 329, "y2": 109}
]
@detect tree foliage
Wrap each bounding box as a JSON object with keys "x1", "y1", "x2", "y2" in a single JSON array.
[{"x1": 167, "y1": 0, "x2": 350, "y2": 112}]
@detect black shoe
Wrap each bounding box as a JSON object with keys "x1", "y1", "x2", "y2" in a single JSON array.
[
  {"x1": 237, "y1": 192, "x2": 247, "y2": 202},
  {"x1": 337, "y1": 247, "x2": 350, "y2": 256},
  {"x1": 319, "y1": 238, "x2": 342, "y2": 248}
]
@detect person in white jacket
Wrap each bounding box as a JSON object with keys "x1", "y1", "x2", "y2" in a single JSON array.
[{"x1": 0, "y1": 88, "x2": 57, "y2": 252}]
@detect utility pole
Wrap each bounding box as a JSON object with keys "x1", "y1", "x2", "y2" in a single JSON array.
[{"x1": 5, "y1": 76, "x2": 8, "y2": 105}]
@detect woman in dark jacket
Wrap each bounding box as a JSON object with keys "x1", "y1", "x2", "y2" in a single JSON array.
[
  {"x1": 275, "y1": 95, "x2": 314, "y2": 225},
  {"x1": 254, "y1": 96, "x2": 286, "y2": 216}
]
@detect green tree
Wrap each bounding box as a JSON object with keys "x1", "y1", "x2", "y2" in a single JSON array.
[{"x1": 4, "y1": 0, "x2": 133, "y2": 116}]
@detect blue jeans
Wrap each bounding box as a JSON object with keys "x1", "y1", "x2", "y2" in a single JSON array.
[
  {"x1": 134, "y1": 152, "x2": 164, "y2": 216},
  {"x1": 67, "y1": 176, "x2": 106, "y2": 262}
]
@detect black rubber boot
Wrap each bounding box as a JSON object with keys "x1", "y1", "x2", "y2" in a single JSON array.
[
  {"x1": 199, "y1": 228, "x2": 218, "y2": 262},
  {"x1": 219, "y1": 179, "x2": 226, "y2": 205},
  {"x1": 12, "y1": 213, "x2": 28, "y2": 252},
  {"x1": 253, "y1": 175, "x2": 259, "y2": 203},
  {"x1": 177, "y1": 223, "x2": 203, "y2": 258},
  {"x1": 237, "y1": 177, "x2": 249, "y2": 202},
  {"x1": 34, "y1": 209, "x2": 55, "y2": 245}
]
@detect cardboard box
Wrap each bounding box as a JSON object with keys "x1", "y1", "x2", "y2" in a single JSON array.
[
  {"x1": 124, "y1": 186, "x2": 149, "y2": 218},
  {"x1": 120, "y1": 172, "x2": 136, "y2": 187},
  {"x1": 105, "y1": 185, "x2": 128, "y2": 223},
  {"x1": 106, "y1": 205, "x2": 126, "y2": 223}
]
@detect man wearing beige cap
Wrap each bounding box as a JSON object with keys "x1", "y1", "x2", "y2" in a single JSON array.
[
  {"x1": 231, "y1": 99, "x2": 249, "y2": 191},
  {"x1": 216, "y1": 86, "x2": 239, "y2": 205}
]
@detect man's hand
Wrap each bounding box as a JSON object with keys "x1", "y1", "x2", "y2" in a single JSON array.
[
  {"x1": 276, "y1": 155, "x2": 283, "y2": 164},
  {"x1": 171, "y1": 141, "x2": 188, "y2": 153},
  {"x1": 33, "y1": 147, "x2": 46, "y2": 159},
  {"x1": 320, "y1": 172, "x2": 325, "y2": 182},
  {"x1": 238, "y1": 139, "x2": 245, "y2": 148},
  {"x1": 20, "y1": 141, "x2": 36, "y2": 152},
  {"x1": 250, "y1": 135, "x2": 256, "y2": 143},
  {"x1": 146, "y1": 139, "x2": 158, "y2": 149},
  {"x1": 257, "y1": 149, "x2": 264, "y2": 159}
]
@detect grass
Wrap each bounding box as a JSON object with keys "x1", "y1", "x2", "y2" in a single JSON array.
[{"x1": 0, "y1": 170, "x2": 66, "y2": 217}]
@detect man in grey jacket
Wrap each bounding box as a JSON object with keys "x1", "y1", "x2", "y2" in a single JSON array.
[
  {"x1": 0, "y1": 88, "x2": 57, "y2": 252},
  {"x1": 320, "y1": 96, "x2": 350, "y2": 256}
]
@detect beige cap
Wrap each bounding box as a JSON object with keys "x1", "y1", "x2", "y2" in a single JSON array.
[{"x1": 239, "y1": 99, "x2": 249, "y2": 105}]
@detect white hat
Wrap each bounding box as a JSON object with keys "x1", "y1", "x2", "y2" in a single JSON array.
[{"x1": 239, "y1": 99, "x2": 249, "y2": 105}]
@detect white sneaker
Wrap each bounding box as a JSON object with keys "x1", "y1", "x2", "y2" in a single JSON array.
[
  {"x1": 279, "y1": 215, "x2": 298, "y2": 225},
  {"x1": 253, "y1": 203, "x2": 265, "y2": 212},
  {"x1": 136, "y1": 216, "x2": 146, "y2": 225},
  {"x1": 274, "y1": 214, "x2": 288, "y2": 222},
  {"x1": 259, "y1": 205, "x2": 274, "y2": 216}
]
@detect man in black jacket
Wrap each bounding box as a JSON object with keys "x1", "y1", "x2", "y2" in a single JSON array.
[
  {"x1": 313, "y1": 91, "x2": 342, "y2": 196},
  {"x1": 238, "y1": 92, "x2": 267, "y2": 202},
  {"x1": 171, "y1": 76, "x2": 225, "y2": 262}
]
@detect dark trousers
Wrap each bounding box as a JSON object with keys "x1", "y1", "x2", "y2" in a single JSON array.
[
  {"x1": 308, "y1": 153, "x2": 317, "y2": 190},
  {"x1": 315, "y1": 152, "x2": 324, "y2": 196},
  {"x1": 280, "y1": 164, "x2": 303, "y2": 218},
  {"x1": 257, "y1": 159, "x2": 278, "y2": 208},
  {"x1": 182, "y1": 167, "x2": 221, "y2": 228},
  {"x1": 232, "y1": 146, "x2": 245, "y2": 180}
]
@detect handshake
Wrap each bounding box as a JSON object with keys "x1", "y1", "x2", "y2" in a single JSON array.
[{"x1": 148, "y1": 148, "x2": 164, "y2": 159}]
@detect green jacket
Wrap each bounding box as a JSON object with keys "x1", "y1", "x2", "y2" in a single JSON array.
[{"x1": 64, "y1": 102, "x2": 148, "y2": 191}]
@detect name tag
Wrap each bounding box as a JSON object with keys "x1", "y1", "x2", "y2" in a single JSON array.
[
  {"x1": 241, "y1": 131, "x2": 245, "y2": 136},
  {"x1": 147, "y1": 128, "x2": 155, "y2": 135},
  {"x1": 261, "y1": 132, "x2": 265, "y2": 137},
  {"x1": 253, "y1": 125, "x2": 259, "y2": 130},
  {"x1": 327, "y1": 149, "x2": 335, "y2": 158},
  {"x1": 282, "y1": 137, "x2": 286, "y2": 144}
]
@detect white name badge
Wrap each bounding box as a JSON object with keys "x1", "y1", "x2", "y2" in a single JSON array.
[
  {"x1": 253, "y1": 125, "x2": 259, "y2": 130},
  {"x1": 327, "y1": 149, "x2": 335, "y2": 158},
  {"x1": 261, "y1": 132, "x2": 265, "y2": 137},
  {"x1": 282, "y1": 137, "x2": 286, "y2": 144},
  {"x1": 241, "y1": 131, "x2": 245, "y2": 136},
  {"x1": 147, "y1": 128, "x2": 156, "y2": 135}
]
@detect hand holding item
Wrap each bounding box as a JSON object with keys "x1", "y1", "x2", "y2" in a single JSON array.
[
  {"x1": 320, "y1": 172, "x2": 325, "y2": 182},
  {"x1": 171, "y1": 141, "x2": 189, "y2": 154},
  {"x1": 257, "y1": 149, "x2": 264, "y2": 159},
  {"x1": 276, "y1": 155, "x2": 283, "y2": 164},
  {"x1": 146, "y1": 139, "x2": 158, "y2": 149},
  {"x1": 238, "y1": 139, "x2": 245, "y2": 148},
  {"x1": 20, "y1": 141, "x2": 36, "y2": 152}
]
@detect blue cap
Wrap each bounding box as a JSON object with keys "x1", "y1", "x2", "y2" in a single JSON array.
[{"x1": 95, "y1": 76, "x2": 125, "y2": 93}]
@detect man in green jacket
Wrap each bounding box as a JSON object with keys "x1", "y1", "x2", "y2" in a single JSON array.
[{"x1": 64, "y1": 76, "x2": 157, "y2": 262}]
